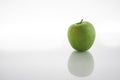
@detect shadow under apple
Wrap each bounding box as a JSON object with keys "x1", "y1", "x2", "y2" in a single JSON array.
[{"x1": 68, "y1": 51, "x2": 94, "y2": 77}]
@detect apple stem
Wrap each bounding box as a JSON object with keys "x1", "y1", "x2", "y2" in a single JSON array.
[{"x1": 80, "y1": 19, "x2": 83, "y2": 24}]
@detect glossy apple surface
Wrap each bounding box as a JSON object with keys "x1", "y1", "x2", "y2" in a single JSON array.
[{"x1": 68, "y1": 19, "x2": 95, "y2": 51}]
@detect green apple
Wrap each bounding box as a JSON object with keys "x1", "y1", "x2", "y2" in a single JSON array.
[{"x1": 68, "y1": 19, "x2": 95, "y2": 51}]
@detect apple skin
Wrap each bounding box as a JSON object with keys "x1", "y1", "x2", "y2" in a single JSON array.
[{"x1": 68, "y1": 20, "x2": 95, "y2": 51}]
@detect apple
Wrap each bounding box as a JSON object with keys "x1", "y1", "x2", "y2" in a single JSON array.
[{"x1": 68, "y1": 19, "x2": 95, "y2": 51}]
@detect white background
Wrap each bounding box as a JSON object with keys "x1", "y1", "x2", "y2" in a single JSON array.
[{"x1": 0, "y1": 0, "x2": 120, "y2": 80}]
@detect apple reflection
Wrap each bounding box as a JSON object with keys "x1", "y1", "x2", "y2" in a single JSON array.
[{"x1": 68, "y1": 51, "x2": 94, "y2": 77}]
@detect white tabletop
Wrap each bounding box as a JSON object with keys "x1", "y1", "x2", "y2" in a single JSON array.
[{"x1": 0, "y1": 36, "x2": 120, "y2": 80}]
